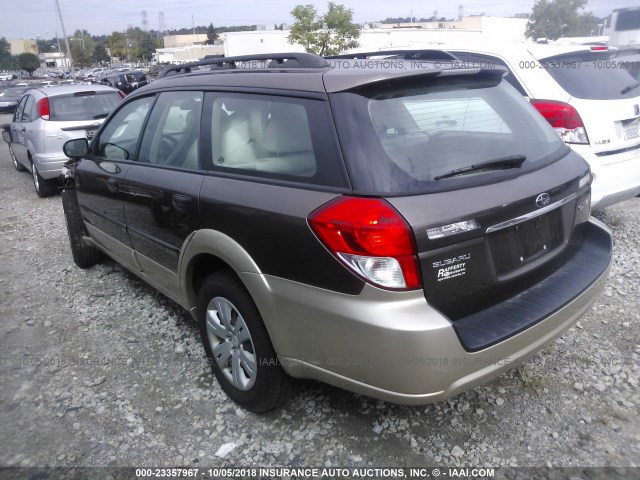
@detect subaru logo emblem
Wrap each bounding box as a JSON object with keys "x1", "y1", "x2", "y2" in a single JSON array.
[{"x1": 536, "y1": 193, "x2": 551, "y2": 208}]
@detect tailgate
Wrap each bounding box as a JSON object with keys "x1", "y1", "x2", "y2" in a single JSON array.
[
  {"x1": 44, "y1": 120, "x2": 102, "y2": 155},
  {"x1": 387, "y1": 151, "x2": 591, "y2": 322},
  {"x1": 574, "y1": 96, "x2": 640, "y2": 156},
  {"x1": 536, "y1": 49, "x2": 640, "y2": 156}
]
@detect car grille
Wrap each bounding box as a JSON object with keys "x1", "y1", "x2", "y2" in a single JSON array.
[{"x1": 488, "y1": 208, "x2": 564, "y2": 277}]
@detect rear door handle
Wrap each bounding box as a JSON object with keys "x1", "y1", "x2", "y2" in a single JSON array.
[{"x1": 171, "y1": 194, "x2": 192, "y2": 213}]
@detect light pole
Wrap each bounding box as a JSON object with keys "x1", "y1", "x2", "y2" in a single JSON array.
[
  {"x1": 54, "y1": 0, "x2": 74, "y2": 78},
  {"x1": 54, "y1": 30, "x2": 63, "y2": 72},
  {"x1": 108, "y1": 36, "x2": 113, "y2": 68}
]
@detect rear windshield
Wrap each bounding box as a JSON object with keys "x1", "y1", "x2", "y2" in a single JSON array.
[
  {"x1": 49, "y1": 91, "x2": 121, "y2": 121},
  {"x1": 616, "y1": 9, "x2": 640, "y2": 31},
  {"x1": 539, "y1": 51, "x2": 640, "y2": 100},
  {"x1": 621, "y1": 53, "x2": 640, "y2": 80},
  {"x1": 331, "y1": 74, "x2": 567, "y2": 195}
]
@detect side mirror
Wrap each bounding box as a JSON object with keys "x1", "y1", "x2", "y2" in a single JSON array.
[
  {"x1": 2, "y1": 129, "x2": 10, "y2": 144},
  {"x1": 63, "y1": 138, "x2": 89, "y2": 159}
]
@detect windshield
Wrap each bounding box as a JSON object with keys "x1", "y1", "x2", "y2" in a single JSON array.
[
  {"x1": 49, "y1": 91, "x2": 122, "y2": 121},
  {"x1": 331, "y1": 76, "x2": 567, "y2": 195},
  {"x1": 540, "y1": 51, "x2": 640, "y2": 100}
]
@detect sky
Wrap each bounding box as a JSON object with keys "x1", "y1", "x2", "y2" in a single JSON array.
[{"x1": 0, "y1": 0, "x2": 638, "y2": 40}]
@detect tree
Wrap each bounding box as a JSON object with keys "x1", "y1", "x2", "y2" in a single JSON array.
[
  {"x1": 0, "y1": 38, "x2": 16, "y2": 70},
  {"x1": 72, "y1": 29, "x2": 96, "y2": 56},
  {"x1": 109, "y1": 32, "x2": 126, "y2": 61},
  {"x1": 17, "y1": 52, "x2": 40, "y2": 75},
  {"x1": 93, "y1": 44, "x2": 110, "y2": 64},
  {"x1": 525, "y1": 0, "x2": 598, "y2": 40},
  {"x1": 36, "y1": 38, "x2": 57, "y2": 54},
  {"x1": 288, "y1": 2, "x2": 360, "y2": 56},
  {"x1": 138, "y1": 34, "x2": 156, "y2": 62},
  {"x1": 71, "y1": 44, "x2": 92, "y2": 68},
  {"x1": 205, "y1": 23, "x2": 220, "y2": 45}
]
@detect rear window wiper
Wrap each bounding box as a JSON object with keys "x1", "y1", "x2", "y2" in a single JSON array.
[
  {"x1": 434, "y1": 155, "x2": 526, "y2": 180},
  {"x1": 93, "y1": 113, "x2": 109, "y2": 119},
  {"x1": 621, "y1": 81, "x2": 640, "y2": 95}
]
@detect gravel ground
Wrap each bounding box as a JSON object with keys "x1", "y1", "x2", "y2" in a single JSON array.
[{"x1": 0, "y1": 114, "x2": 639, "y2": 472}]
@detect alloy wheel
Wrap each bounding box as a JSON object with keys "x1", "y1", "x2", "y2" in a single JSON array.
[{"x1": 31, "y1": 163, "x2": 40, "y2": 192}]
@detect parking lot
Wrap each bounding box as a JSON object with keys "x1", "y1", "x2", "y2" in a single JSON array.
[{"x1": 0, "y1": 110, "x2": 638, "y2": 470}]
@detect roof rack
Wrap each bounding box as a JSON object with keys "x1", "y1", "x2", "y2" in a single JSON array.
[
  {"x1": 157, "y1": 52, "x2": 329, "y2": 79},
  {"x1": 326, "y1": 49, "x2": 458, "y2": 61}
]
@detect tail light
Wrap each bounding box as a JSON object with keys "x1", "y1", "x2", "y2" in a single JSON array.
[
  {"x1": 531, "y1": 99, "x2": 589, "y2": 144},
  {"x1": 117, "y1": 90, "x2": 126, "y2": 99},
  {"x1": 37, "y1": 98, "x2": 50, "y2": 120},
  {"x1": 309, "y1": 197, "x2": 421, "y2": 290}
]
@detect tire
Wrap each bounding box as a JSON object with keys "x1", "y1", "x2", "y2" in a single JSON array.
[
  {"x1": 61, "y1": 189, "x2": 101, "y2": 269},
  {"x1": 197, "y1": 271, "x2": 295, "y2": 412},
  {"x1": 9, "y1": 144, "x2": 26, "y2": 171},
  {"x1": 31, "y1": 160, "x2": 57, "y2": 198}
]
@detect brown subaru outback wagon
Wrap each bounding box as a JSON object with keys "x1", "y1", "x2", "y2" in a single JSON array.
[{"x1": 59, "y1": 52, "x2": 611, "y2": 411}]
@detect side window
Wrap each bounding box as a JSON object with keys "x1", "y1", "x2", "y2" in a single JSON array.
[
  {"x1": 93, "y1": 96, "x2": 154, "y2": 161},
  {"x1": 211, "y1": 96, "x2": 317, "y2": 178},
  {"x1": 13, "y1": 96, "x2": 27, "y2": 123},
  {"x1": 450, "y1": 52, "x2": 528, "y2": 96},
  {"x1": 21, "y1": 95, "x2": 37, "y2": 123},
  {"x1": 138, "y1": 91, "x2": 204, "y2": 170}
]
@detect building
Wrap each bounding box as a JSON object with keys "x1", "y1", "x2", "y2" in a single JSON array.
[
  {"x1": 374, "y1": 15, "x2": 526, "y2": 33},
  {"x1": 224, "y1": 16, "x2": 529, "y2": 57},
  {"x1": 42, "y1": 52, "x2": 71, "y2": 69},
  {"x1": 157, "y1": 34, "x2": 225, "y2": 62},
  {"x1": 154, "y1": 45, "x2": 225, "y2": 63},
  {"x1": 163, "y1": 34, "x2": 209, "y2": 48},
  {"x1": 9, "y1": 39, "x2": 38, "y2": 56},
  {"x1": 156, "y1": 16, "x2": 529, "y2": 63},
  {"x1": 224, "y1": 31, "x2": 305, "y2": 57}
]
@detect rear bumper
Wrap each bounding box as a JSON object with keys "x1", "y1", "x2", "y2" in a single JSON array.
[
  {"x1": 573, "y1": 144, "x2": 640, "y2": 209},
  {"x1": 242, "y1": 218, "x2": 612, "y2": 404},
  {"x1": 33, "y1": 152, "x2": 67, "y2": 179}
]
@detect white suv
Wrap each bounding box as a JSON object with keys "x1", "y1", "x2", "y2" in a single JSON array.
[
  {"x1": 441, "y1": 43, "x2": 640, "y2": 209},
  {"x1": 0, "y1": 72, "x2": 13, "y2": 81}
]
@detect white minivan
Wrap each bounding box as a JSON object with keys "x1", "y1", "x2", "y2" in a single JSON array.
[{"x1": 608, "y1": 7, "x2": 640, "y2": 50}]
